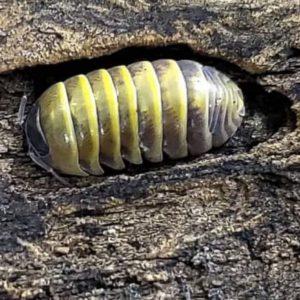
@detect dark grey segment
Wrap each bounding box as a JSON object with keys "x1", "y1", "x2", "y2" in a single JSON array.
[
  {"x1": 232, "y1": 88, "x2": 244, "y2": 128},
  {"x1": 203, "y1": 66, "x2": 220, "y2": 134},
  {"x1": 24, "y1": 104, "x2": 50, "y2": 157},
  {"x1": 237, "y1": 88, "x2": 245, "y2": 114},
  {"x1": 203, "y1": 67, "x2": 216, "y2": 132},
  {"x1": 215, "y1": 71, "x2": 238, "y2": 138},
  {"x1": 203, "y1": 66, "x2": 229, "y2": 147},
  {"x1": 238, "y1": 88, "x2": 246, "y2": 118},
  {"x1": 177, "y1": 60, "x2": 212, "y2": 154}
]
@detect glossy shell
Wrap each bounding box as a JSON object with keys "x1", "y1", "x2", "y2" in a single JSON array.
[{"x1": 24, "y1": 59, "x2": 245, "y2": 176}]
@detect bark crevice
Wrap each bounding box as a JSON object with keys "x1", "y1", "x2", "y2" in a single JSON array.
[{"x1": 0, "y1": 1, "x2": 299, "y2": 299}]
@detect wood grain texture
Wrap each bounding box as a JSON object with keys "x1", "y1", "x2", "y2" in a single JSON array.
[{"x1": 0, "y1": 1, "x2": 299, "y2": 299}]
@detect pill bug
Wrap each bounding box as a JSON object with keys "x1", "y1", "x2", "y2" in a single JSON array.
[{"x1": 23, "y1": 59, "x2": 245, "y2": 178}]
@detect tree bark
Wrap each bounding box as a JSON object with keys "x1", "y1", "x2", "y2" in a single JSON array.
[{"x1": 0, "y1": 1, "x2": 299, "y2": 299}]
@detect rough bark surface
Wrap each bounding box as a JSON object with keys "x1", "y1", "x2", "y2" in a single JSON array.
[{"x1": 0, "y1": 1, "x2": 299, "y2": 299}]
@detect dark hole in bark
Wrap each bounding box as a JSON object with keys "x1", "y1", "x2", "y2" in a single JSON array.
[
  {"x1": 4, "y1": 44, "x2": 296, "y2": 184},
  {"x1": 286, "y1": 47, "x2": 300, "y2": 59},
  {"x1": 30, "y1": 44, "x2": 247, "y2": 96}
]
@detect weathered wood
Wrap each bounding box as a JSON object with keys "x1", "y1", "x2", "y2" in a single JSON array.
[{"x1": 0, "y1": 1, "x2": 299, "y2": 299}]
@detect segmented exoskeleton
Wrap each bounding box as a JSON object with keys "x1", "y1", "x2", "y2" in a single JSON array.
[{"x1": 24, "y1": 59, "x2": 245, "y2": 177}]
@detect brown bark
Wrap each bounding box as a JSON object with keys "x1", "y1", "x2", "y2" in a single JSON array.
[{"x1": 0, "y1": 1, "x2": 299, "y2": 299}]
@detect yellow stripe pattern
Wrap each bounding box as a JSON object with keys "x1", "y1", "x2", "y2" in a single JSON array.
[
  {"x1": 153, "y1": 59, "x2": 188, "y2": 159},
  {"x1": 128, "y1": 61, "x2": 163, "y2": 163},
  {"x1": 108, "y1": 66, "x2": 142, "y2": 165},
  {"x1": 87, "y1": 69, "x2": 125, "y2": 170},
  {"x1": 65, "y1": 75, "x2": 103, "y2": 175},
  {"x1": 38, "y1": 82, "x2": 87, "y2": 176}
]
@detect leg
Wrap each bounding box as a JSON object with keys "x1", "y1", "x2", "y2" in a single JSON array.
[
  {"x1": 18, "y1": 95, "x2": 28, "y2": 126},
  {"x1": 28, "y1": 147, "x2": 70, "y2": 186}
]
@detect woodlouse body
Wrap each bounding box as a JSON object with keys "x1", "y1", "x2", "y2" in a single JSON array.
[{"x1": 24, "y1": 59, "x2": 245, "y2": 176}]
